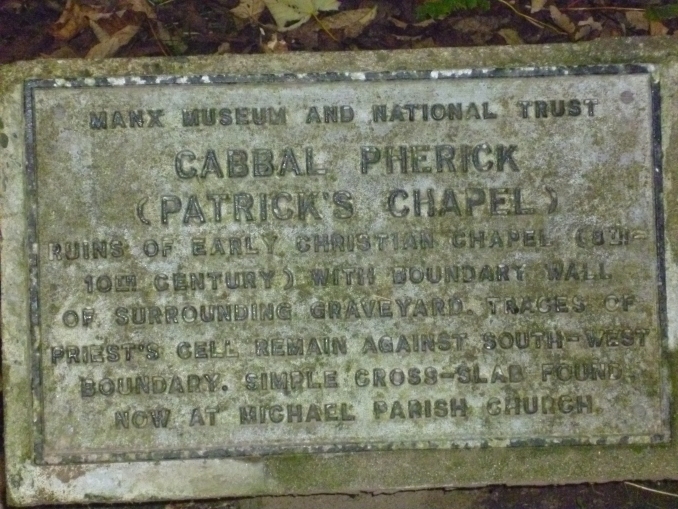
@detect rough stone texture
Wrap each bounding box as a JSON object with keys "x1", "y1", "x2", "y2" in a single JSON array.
[
  {"x1": 25, "y1": 69, "x2": 666, "y2": 461},
  {"x1": 2, "y1": 37, "x2": 678, "y2": 505}
]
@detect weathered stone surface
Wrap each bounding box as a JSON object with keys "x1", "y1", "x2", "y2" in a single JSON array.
[{"x1": 3, "y1": 37, "x2": 678, "y2": 505}]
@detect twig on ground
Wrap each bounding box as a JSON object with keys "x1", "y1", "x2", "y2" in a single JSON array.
[
  {"x1": 625, "y1": 481, "x2": 678, "y2": 498},
  {"x1": 147, "y1": 18, "x2": 169, "y2": 56},
  {"x1": 562, "y1": 7, "x2": 645, "y2": 12},
  {"x1": 496, "y1": 0, "x2": 567, "y2": 35}
]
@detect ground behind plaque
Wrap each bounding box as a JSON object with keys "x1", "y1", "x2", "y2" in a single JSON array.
[{"x1": 2, "y1": 37, "x2": 678, "y2": 505}]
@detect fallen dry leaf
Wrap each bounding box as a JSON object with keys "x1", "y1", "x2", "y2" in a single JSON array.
[
  {"x1": 498, "y1": 28, "x2": 523, "y2": 45},
  {"x1": 413, "y1": 18, "x2": 435, "y2": 28},
  {"x1": 389, "y1": 16, "x2": 408, "y2": 29},
  {"x1": 316, "y1": 6, "x2": 377, "y2": 38},
  {"x1": 650, "y1": 20, "x2": 669, "y2": 36},
  {"x1": 625, "y1": 10, "x2": 649, "y2": 32},
  {"x1": 231, "y1": 0, "x2": 266, "y2": 20},
  {"x1": 89, "y1": 19, "x2": 110, "y2": 43},
  {"x1": 121, "y1": 0, "x2": 156, "y2": 19},
  {"x1": 86, "y1": 23, "x2": 140, "y2": 58},
  {"x1": 51, "y1": 0, "x2": 108, "y2": 41},
  {"x1": 575, "y1": 16, "x2": 602, "y2": 40},
  {"x1": 262, "y1": 33, "x2": 289, "y2": 52},
  {"x1": 579, "y1": 17, "x2": 602, "y2": 32},
  {"x1": 530, "y1": 0, "x2": 547, "y2": 14},
  {"x1": 388, "y1": 16, "x2": 436, "y2": 28},
  {"x1": 549, "y1": 5, "x2": 576, "y2": 35},
  {"x1": 574, "y1": 25, "x2": 590, "y2": 41},
  {"x1": 263, "y1": 0, "x2": 340, "y2": 31}
]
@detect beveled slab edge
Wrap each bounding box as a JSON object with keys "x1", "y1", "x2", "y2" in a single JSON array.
[{"x1": 2, "y1": 37, "x2": 678, "y2": 505}]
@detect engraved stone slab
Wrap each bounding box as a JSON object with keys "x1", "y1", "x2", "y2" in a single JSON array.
[
  {"x1": 3, "y1": 40, "x2": 678, "y2": 505},
  {"x1": 26, "y1": 67, "x2": 666, "y2": 463}
]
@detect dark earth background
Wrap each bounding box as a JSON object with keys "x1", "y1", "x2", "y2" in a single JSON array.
[
  {"x1": 4, "y1": 0, "x2": 678, "y2": 507},
  {"x1": 5, "y1": 0, "x2": 678, "y2": 61}
]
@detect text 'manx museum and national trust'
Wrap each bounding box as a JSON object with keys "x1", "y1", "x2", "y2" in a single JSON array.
[{"x1": 2, "y1": 40, "x2": 677, "y2": 505}]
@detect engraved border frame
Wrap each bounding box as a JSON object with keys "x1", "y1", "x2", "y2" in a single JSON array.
[{"x1": 23, "y1": 64, "x2": 669, "y2": 465}]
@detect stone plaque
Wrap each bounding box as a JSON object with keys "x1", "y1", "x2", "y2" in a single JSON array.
[
  {"x1": 24, "y1": 66, "x2": 666, "y2": 464},
  {"x1": 5, "y1": 41, "x2": 678, "y2": 504}
]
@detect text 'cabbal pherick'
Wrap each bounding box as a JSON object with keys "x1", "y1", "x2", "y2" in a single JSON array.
[{"x1": 85, "y1": 99, "x2": 598, "y2": 226}]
